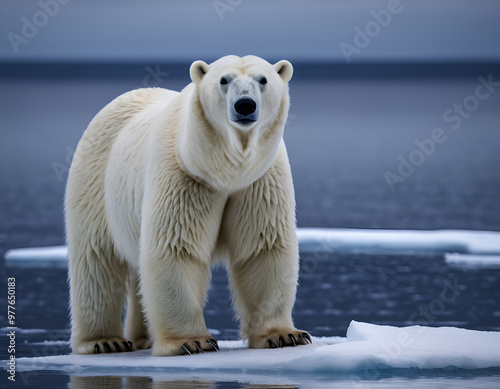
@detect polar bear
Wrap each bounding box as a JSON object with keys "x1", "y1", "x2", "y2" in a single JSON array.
[{"x1": 65, "y1": 55, "x2": 311, "y2": 356}]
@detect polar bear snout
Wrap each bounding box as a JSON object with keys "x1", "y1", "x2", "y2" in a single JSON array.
[
  {"x1": 232, "y1": 97, "x2": 258, "y2": 125},
  {"x1": 234, "y1": 98, "x2": 256, "y2": 116}
]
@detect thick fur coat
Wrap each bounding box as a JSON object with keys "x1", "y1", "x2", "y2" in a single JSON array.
[{"x1": 66, "y1": 55, "x2": 310, "y2": 356}]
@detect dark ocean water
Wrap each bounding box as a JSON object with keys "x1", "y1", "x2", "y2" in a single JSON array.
[{"x1": 1, "y1": 252, "x2": 500, "y2": 388}]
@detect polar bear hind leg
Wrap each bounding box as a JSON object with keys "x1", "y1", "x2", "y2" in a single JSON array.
[
  {"x1": 66, "y1": 90, "x2": 157, "y2": 354},
  {"x1": 68, "y1": 236, "x2": 133, "y2": 354}
]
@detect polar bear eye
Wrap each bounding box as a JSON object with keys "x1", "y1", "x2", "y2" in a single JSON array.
[
  {"x1": 259, "y1": 77, "x2": 267, "y2": 85},
  {"x1": 220, "y1": 77, "x2": 228, "y2": 85}
]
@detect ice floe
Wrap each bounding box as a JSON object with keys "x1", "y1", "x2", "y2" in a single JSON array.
[{"x1": 9, "y1": 321, "x2": 500, "y2": 375}]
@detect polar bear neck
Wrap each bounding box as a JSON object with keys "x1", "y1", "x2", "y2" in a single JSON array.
[{"x1": 179, "y1": 85, "x2": 288, "y2": 193}]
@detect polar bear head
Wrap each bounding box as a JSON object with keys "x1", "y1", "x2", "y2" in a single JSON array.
[
  {"x1": 189, "y1": 55, "x2": 293, "y2": 133},
  {"x1": 183, "y1": 55, "x2": 293, "y2": 190}
]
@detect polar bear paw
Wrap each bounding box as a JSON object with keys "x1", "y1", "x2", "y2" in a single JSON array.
[
  {"x1": 130, "y1": 336, "x2": 152, "y2": 350},
  {"x1": 250, "y1": 329, "x2": 312, "y2": 349},
  {"x1": 152, "y1": 336, "x2": 220, "y2": 356},
  {"x1": 74, "y1": 337, "x2": 136, "y2": 354}
]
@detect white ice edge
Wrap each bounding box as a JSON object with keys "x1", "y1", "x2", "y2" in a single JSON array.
[
  {"x1": 5, "y1": 228, "x2": 500, "y2": 265},
  {"x1": 297, "y1": 228, "x2": 500, "y2": 255},
  {"x1": 444, "y1": 253, "x2": 500, "y2": 268},
  {"x1": 4, "y1": 246, "x2": 68, "y2": 265},
  {"x1": 8, "y1": 321, "x2": 500, "y2": 374}
]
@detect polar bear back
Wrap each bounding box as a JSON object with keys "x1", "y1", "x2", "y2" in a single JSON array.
[{"x1": 66, "y1": 87, "x2": 179, "y2": 266}]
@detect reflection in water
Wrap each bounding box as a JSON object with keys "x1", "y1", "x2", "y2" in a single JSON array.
[
  {"x1": 69, "y1": 375, "x2": 298, "y2": 389},
  {"x1": 69, "y1": 376, "x2": 213, "y2": 388},
  {"x1": 241, "y1": 384, "x2": 297, "y2": 389}
]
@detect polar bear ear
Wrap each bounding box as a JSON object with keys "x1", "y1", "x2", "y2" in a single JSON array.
[
  {"x1": 190, "y1": 60, "x2": 209, "y2": 84},
  {"x1": 274, "y1": 60, "x2": 293, "y2": 83}
]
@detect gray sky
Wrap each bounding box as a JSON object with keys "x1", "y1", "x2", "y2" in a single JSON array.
[{"x1": 1, "y1": 0, "x2": 500, "y2": 63}]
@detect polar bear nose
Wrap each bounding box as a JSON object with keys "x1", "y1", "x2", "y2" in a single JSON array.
[{"x1": 234, "y1": 98, "x2": 257, "y2": 116}]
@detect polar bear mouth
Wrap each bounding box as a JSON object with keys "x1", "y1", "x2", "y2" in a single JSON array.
[{"x1": 234, "y1": 118, "x2": 257, "y2": 125}]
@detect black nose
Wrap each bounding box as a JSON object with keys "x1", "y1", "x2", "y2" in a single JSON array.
[{"x1": 234, "y1": 98, "x2": 256, "y2": 116}]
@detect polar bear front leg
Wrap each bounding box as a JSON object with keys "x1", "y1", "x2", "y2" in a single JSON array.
[
  {"x1": 223, "y1": 148, "x2": 312, "y2": 349},
  {"x1": 138, "y1": 174, "x2": 225, "y2": 356},
  {"x1": 139, "y1": 253, "x2": 218, "y2": 356},
  {"x1": 228, "y1": 247, "x2": 311, "y2": 349}
]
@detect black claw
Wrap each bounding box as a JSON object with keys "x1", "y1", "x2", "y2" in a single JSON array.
[
  {"x1": 181, "y1": 343, "x2": 192, "y2": 355},
  {"x1": 278, "y1": 337, "x2": 284, "y2": 348},
  {"x1": 103, "y1": 342, "x2": 112, "y2": 353},
  {"x1": 123, "y1": 341, "x2": 132, "y2": 351},
  {"x1": 208, "y1": 339, "x2": 219, "y2": 351},
  {"x1": 94, "y1": 344, "x2": 101, "y2": 354},
  {"x1": 299, "y1": 333, "x2": 312, "y2": 344},
  {"x1": 128, "y1": 341, "x2": 134, "y2": 350},
  {"x1": 194, "y1": 341, "x2": 204, "y2": 353},
  {"x1": 207, "y1": 339, "x2": 219, "y2": 351},
  {"x1": 267, "y1": 338, "x2": 279, "y2": 348},
  {"x1": 288, "y1": 333, "x2": 297, "y2": 347},
  {"x1": 113, "y1": 341, "x2": 122, "y2": 352}
]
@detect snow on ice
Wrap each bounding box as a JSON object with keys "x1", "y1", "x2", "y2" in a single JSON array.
[{"x1": 9, "y1": 321, "x2": 500, "y2": 375}]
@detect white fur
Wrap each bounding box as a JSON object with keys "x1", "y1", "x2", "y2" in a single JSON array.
[{"x1": 66, "y1": 55, "x2": 308, "y2": 356}]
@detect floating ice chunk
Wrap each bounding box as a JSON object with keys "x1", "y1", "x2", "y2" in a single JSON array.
[
  {"x1": 0, "y1": 328, "x2": 48, "y2": 334},
  {"x1": 445, "y1": 253, "x2": 500, "y2": 268},
  {"x1": 29, "y1": 340, "x2": 70, "y2": 346},
  {"x1": 341, "y1": 321, "x2": 500, "y2": 370},
  {"x1": 4, "y1": 246, "x2": 68, "y2": 267},
  {"x1": 297, "y1": 228, "x2": 500, "y2": 255},
  {"x1": 4, "y1": 246, "x2": 68, "y2": 260}
]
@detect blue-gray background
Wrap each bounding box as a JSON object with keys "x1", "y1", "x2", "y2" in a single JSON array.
[
  {"x1": 1, "y1": 3, "x2": 500, "y2": 388},
  {"x1": 1, "y1": 0, "x2": 500, "y2": 254},
  {"x1": 1, "y1": 0, "x2": 500, "y2": 62}
]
